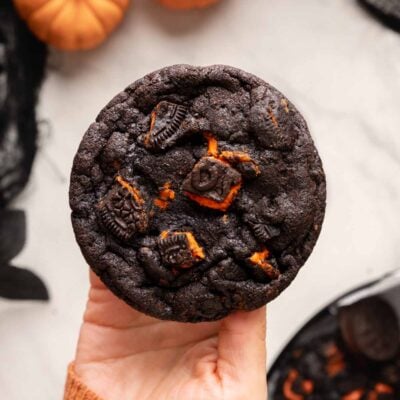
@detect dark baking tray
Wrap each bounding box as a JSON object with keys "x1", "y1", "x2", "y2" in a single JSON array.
[{"x1": 267, "y1": 276, "x2": 385, "y2": 398}]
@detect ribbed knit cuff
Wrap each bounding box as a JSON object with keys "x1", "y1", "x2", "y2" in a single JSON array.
[{"x1": 64, "y1": 363, "x2": 102, "y2": 400}]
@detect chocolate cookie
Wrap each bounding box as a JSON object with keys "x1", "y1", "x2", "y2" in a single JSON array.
[
  {"x1": 339, "y1": 297, "x2": 400, "y2": 362},
  {"x1": 69, "y1": 65, "x2": 326, "y2": 322}
]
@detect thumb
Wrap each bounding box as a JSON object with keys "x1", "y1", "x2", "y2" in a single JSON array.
[{"x1": 218, "y1": 307, "x2": 267, "y2": 382}]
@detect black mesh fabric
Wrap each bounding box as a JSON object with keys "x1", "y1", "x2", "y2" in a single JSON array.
[
  {"x1": 359, "y1": 0, "x2": 400, "y2": 32},
  {"x1": 0, "y1": 0, "x2": 48, "y2": 301},
  {"x1": 0, "y1": 0, "x2": 47, "y2": 206}
]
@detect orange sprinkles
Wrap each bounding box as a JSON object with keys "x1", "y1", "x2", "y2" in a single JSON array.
[
  {"x1": 185, "y1": 182, "x2": 242, "y2": 212},
  {"x1": 184, "y1": 133, "x2": 259, "y2": 211},
  {"x1": 154, "y1": 182, "x2": 175, "y2": 209},
  {"x1": 342, "y1": 389, "x2": 364, "y2": 400},
  {"x1": 267, "y1": 107, "x2": 279, "y2": 128},
  {"x1": 159, "y1": 231, "x2": 205, "y2": 261},
  {"x1": 249, "y1": 248, "x2": 280, "y2": 279},
  {"x1": 115, "y1": 175, "x2": 144, "y2": 205},
  {"x1": 204, "y1": 132, "x2": 219, "y2": 157},
  {"x1": 374, "y1": 383, "x2": 394, "y2": 394},
  {"x1": 185, "y1": 232, "x2": 205, "y2": 260},
  {"x1": 302, "y1": 380, "x2": 314, "y2": 395},
  {"x1": 204, "y1": 133, "x2": 259, "y2": 171},
  {"x1": 144, "y1": 106, "x2": 158, "y2": 146},
  {"x1": 324, "y1": 343, "x2": 346, "y2": 377},
  {"x1": 283, "y1": 370, "x2": 303, "y2": 400}
]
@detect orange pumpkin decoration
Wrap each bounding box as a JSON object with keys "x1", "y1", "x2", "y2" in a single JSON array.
[
  {"x1": 159, "y1": 0, "x2": 219, "y2": 10},
  {"x1": 13, "y1": 0, "x2": 130, "y2": 51}
]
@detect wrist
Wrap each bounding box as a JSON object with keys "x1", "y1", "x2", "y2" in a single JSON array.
[{"x1": 64, "y1": 363, "x2": 102, "y2": 400}]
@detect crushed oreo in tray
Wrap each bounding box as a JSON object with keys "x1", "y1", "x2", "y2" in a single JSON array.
[{"x1": 269, "y1": 293, "x2": 400, "y2": 399}]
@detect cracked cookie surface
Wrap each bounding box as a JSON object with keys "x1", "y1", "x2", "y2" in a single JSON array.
[{"x1": 69, "y1": 64, "x2": 326, "y2": 322}]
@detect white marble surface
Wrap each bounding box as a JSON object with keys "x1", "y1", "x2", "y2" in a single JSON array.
[{"x1": 1, "y1": 0, "x2": 400, "y2": 398}]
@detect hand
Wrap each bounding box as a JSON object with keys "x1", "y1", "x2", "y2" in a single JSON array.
[{"x1": 73, "y1": 270, "x2": 267, "y2": 400}]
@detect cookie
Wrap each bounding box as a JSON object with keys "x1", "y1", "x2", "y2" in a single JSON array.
[
  {"x1": 339, "y1": 297, "x2": 400, "y2": 362},
  {"x1": 69, "y1": 65, "x2": 326, "y2": 322},
  {"x1": 359, "y1": 0, "x2": 400, "y2": 32}
]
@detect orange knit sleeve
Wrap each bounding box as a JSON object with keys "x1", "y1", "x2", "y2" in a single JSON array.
[{"x1": 63, "y1": 363, "x2": 102, "y2": 400}]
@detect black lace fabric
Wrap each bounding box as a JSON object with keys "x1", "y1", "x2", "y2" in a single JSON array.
[
  {"x1": 0, "y1": 0, "x2": 48, "y2": 300},
  {"x1": 359, "y1": 0, "x2": 400, "y2": 32}
]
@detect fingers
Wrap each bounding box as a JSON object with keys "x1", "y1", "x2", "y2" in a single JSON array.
[
  {"x1": 89, "y1": 269, "x2": 107, "y2": 289},
  {"x1": 217, "y1": 307, "x2": 267, "y2": 381},
  {"x1": 85, "y1": 268, "x2": 152, "y2": 328}
]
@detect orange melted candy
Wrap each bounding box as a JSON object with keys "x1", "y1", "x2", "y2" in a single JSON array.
[
  {"x1": 249, "y1": 249, "x2": 280, "y2": 279},
  {"x1": 115, "y1": 175, "x2": 144, "y2": 205},
  {"x1": 154, "y1": 182, "x2": 175, "y2": 209}
]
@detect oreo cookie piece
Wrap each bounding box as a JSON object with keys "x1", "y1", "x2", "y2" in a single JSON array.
[
  {"x1": 339, "y1": 297, "x2": 400, "y2": 362},
  {"x1": 69, "y1": 65, "x2": 326, "y2": 322},
  {"x1": 359, "y1": 0, "x2": 400, "y2": 32}
]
